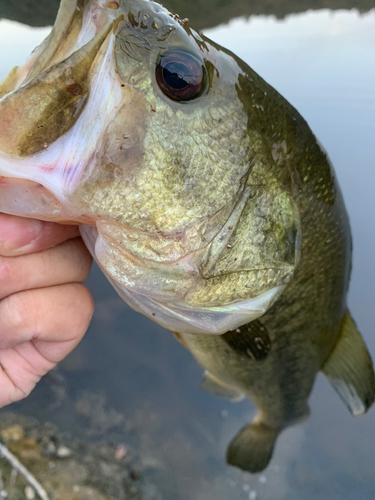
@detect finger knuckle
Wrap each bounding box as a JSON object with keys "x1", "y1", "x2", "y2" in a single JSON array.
[
  {"x1": 3, "y1": 291, "x2": 40, "y2": 337},
  {"x1": 0, "y1": 257, "x2": 28, "y2": 297},
  {"x1": 0, "y1": 258, "x2": 14, "y2": 285}
]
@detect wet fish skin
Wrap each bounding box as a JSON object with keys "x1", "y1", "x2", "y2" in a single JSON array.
[
  {"x1": 0, "y1": 0, "x2": 301, "y2": 333},
  {"x1": 0, "y1": 0, "x2": 374, "y2": 473},
  {"x1": 175, "y1": 37, "x2": 375, "y2": 473}
]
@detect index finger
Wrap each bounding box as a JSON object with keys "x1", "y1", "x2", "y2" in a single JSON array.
[{"x1": 0, "y1": 214, "x2": 80, "y2": 257}]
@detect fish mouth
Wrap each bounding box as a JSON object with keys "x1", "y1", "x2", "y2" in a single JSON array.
[
  {"x1": 0, "y1": 10, "x2": 133, "y2": 218},
  {"x1": 0, "y1": 0, "x2": 182, "y2": 211},
  {"x1": 0, "y1": 0, "x2": 300, "y2": 335}
]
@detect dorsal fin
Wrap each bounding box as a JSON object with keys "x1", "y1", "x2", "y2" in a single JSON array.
[{"x1": 322, "y1": 310, "x2": 375, "y2": 415}]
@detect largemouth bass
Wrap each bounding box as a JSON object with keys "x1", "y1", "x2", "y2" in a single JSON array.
[{"x1": 0, "y1": 0, "x2": 374, "y2": 473}]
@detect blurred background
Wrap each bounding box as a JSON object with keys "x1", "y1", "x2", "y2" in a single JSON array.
[{"x1": 0, "y1": 1, "x2": 374, "y2": 499}]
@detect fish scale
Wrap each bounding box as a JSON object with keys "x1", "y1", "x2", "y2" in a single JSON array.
[{"x1": 0, "y1": 0, "x2": 373, "y2": 473}]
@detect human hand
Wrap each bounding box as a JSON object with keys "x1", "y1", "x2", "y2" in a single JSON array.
[{"x1": 0, "y1": 214, "x2": 94, "y2": 408}]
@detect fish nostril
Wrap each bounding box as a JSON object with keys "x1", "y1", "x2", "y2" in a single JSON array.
[{"x1": 66, "y1": 83, "x2": 84, "y2": 96}]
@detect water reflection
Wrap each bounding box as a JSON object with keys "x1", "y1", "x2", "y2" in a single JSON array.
[
  {"x1": 0, "y1": 6, "x2": 374, "y2": 500},
  {"x1": 1, "y1": 0, "x2": 374, "y2": 29}
]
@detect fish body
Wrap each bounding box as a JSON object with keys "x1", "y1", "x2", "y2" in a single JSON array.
[
  {"x1": 0, "y1": 0, "x2": 300, "y2": 335},
  {"x1": 0, "y1": 0, "x2": 374, "y2": 472}
]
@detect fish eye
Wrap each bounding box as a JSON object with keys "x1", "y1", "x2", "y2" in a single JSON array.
[{"x1": 155, "y1": 51, "x2": 206, "y2": 102}]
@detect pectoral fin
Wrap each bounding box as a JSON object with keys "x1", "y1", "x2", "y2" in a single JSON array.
[
  {"x1": 322, "y1": 310, "x2": 375, "y2": 416},
  {"x1": 199, "y1": 371, "x2": 244, "y2": 401}
]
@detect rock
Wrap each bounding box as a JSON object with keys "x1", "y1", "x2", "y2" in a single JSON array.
[
  {"x1": 44, "y1": 441, "x2": 57, "y2": 457},
  {"x1": 24, "y1": 486, "x2": 35, "y2": 499},
  {"x1": 1, "y1": 425, "x2": 24, "y2": 442},
  {"x1": 0, "y1": 411, "x2": 149, "y2": 500},
  {"x1": 23, "y1": 438, "x2": 38, "y2": 448},
  {"x1": 56, "y1": 446, "x2": 73, "y2": 459},
  {"x1": 130, "y1": 469, "x2": 142, "y2": 481},
  {"x1": 61, "y1": 485, "x2": 108, "y2": 500},
  {"x1": 115, "y1": 444, "x2": 127, "y2": 461},
  {"x1": 19, "y1": 449, "x2": 42, "y2": 460}
]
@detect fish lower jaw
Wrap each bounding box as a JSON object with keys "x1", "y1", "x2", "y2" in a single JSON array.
[
  {"x1": 80, "y1": 226, "x2": 286, "y2": 334},
  {"x1": 110, "y1": 281, "x2": 286, "y2": 335}
]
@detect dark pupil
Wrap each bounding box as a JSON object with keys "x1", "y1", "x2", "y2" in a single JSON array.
[
  {"x1": 156, "y1": 51, "x2": 205, "y2": 102},
  {"x1": 163, "y1": 62, "x2": 190, "y2": 90}
]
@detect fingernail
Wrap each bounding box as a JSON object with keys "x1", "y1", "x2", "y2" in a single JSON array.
[{"x1": 0, "y1": 214, "x2": 43, "y2": 252}]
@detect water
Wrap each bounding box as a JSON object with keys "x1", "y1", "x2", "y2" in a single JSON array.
[{"x1": 0, "y1": 3, "x2": 375, "y2": 499}]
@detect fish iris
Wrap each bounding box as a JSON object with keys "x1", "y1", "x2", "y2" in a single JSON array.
[{"x1": 156, "y1": 51, "x2": 205, "y2": 101}]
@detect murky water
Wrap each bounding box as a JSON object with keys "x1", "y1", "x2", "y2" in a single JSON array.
[{"x1": 0, "y1": 3, "x2": 375, "y2": 499}]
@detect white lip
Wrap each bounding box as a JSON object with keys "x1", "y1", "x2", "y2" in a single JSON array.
[{"x1": 111, "y1": 279, "x2": 285, "y2": 334}]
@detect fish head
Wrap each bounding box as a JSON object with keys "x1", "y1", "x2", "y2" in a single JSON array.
[{"x1": 0, "y1": 0, "x2": 301, "y2": 334}]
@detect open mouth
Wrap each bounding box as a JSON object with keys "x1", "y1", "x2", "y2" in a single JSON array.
[
  {"x1": 0, "y1": 0, "x2": 301, "y2": 335},
  {"x1": 0, "y1": 19, "x2": 125, "y2": 213}
]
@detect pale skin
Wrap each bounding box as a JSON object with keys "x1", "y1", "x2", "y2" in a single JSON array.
[{"x1": 0, "y1": 213, "x2": 94, "y2": 408}]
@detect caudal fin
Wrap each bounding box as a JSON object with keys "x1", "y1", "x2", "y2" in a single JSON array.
[
  {"x1": 322, "y1": 310, "x2": 375, "y2": 415},
  {"x1": 226, "y1": 422, "x2": 279, "y2": 473}
]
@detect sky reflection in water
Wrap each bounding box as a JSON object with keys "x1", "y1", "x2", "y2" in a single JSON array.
[{"x1": 0, "y1": 8, "x2": 374, "y2": 500}]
